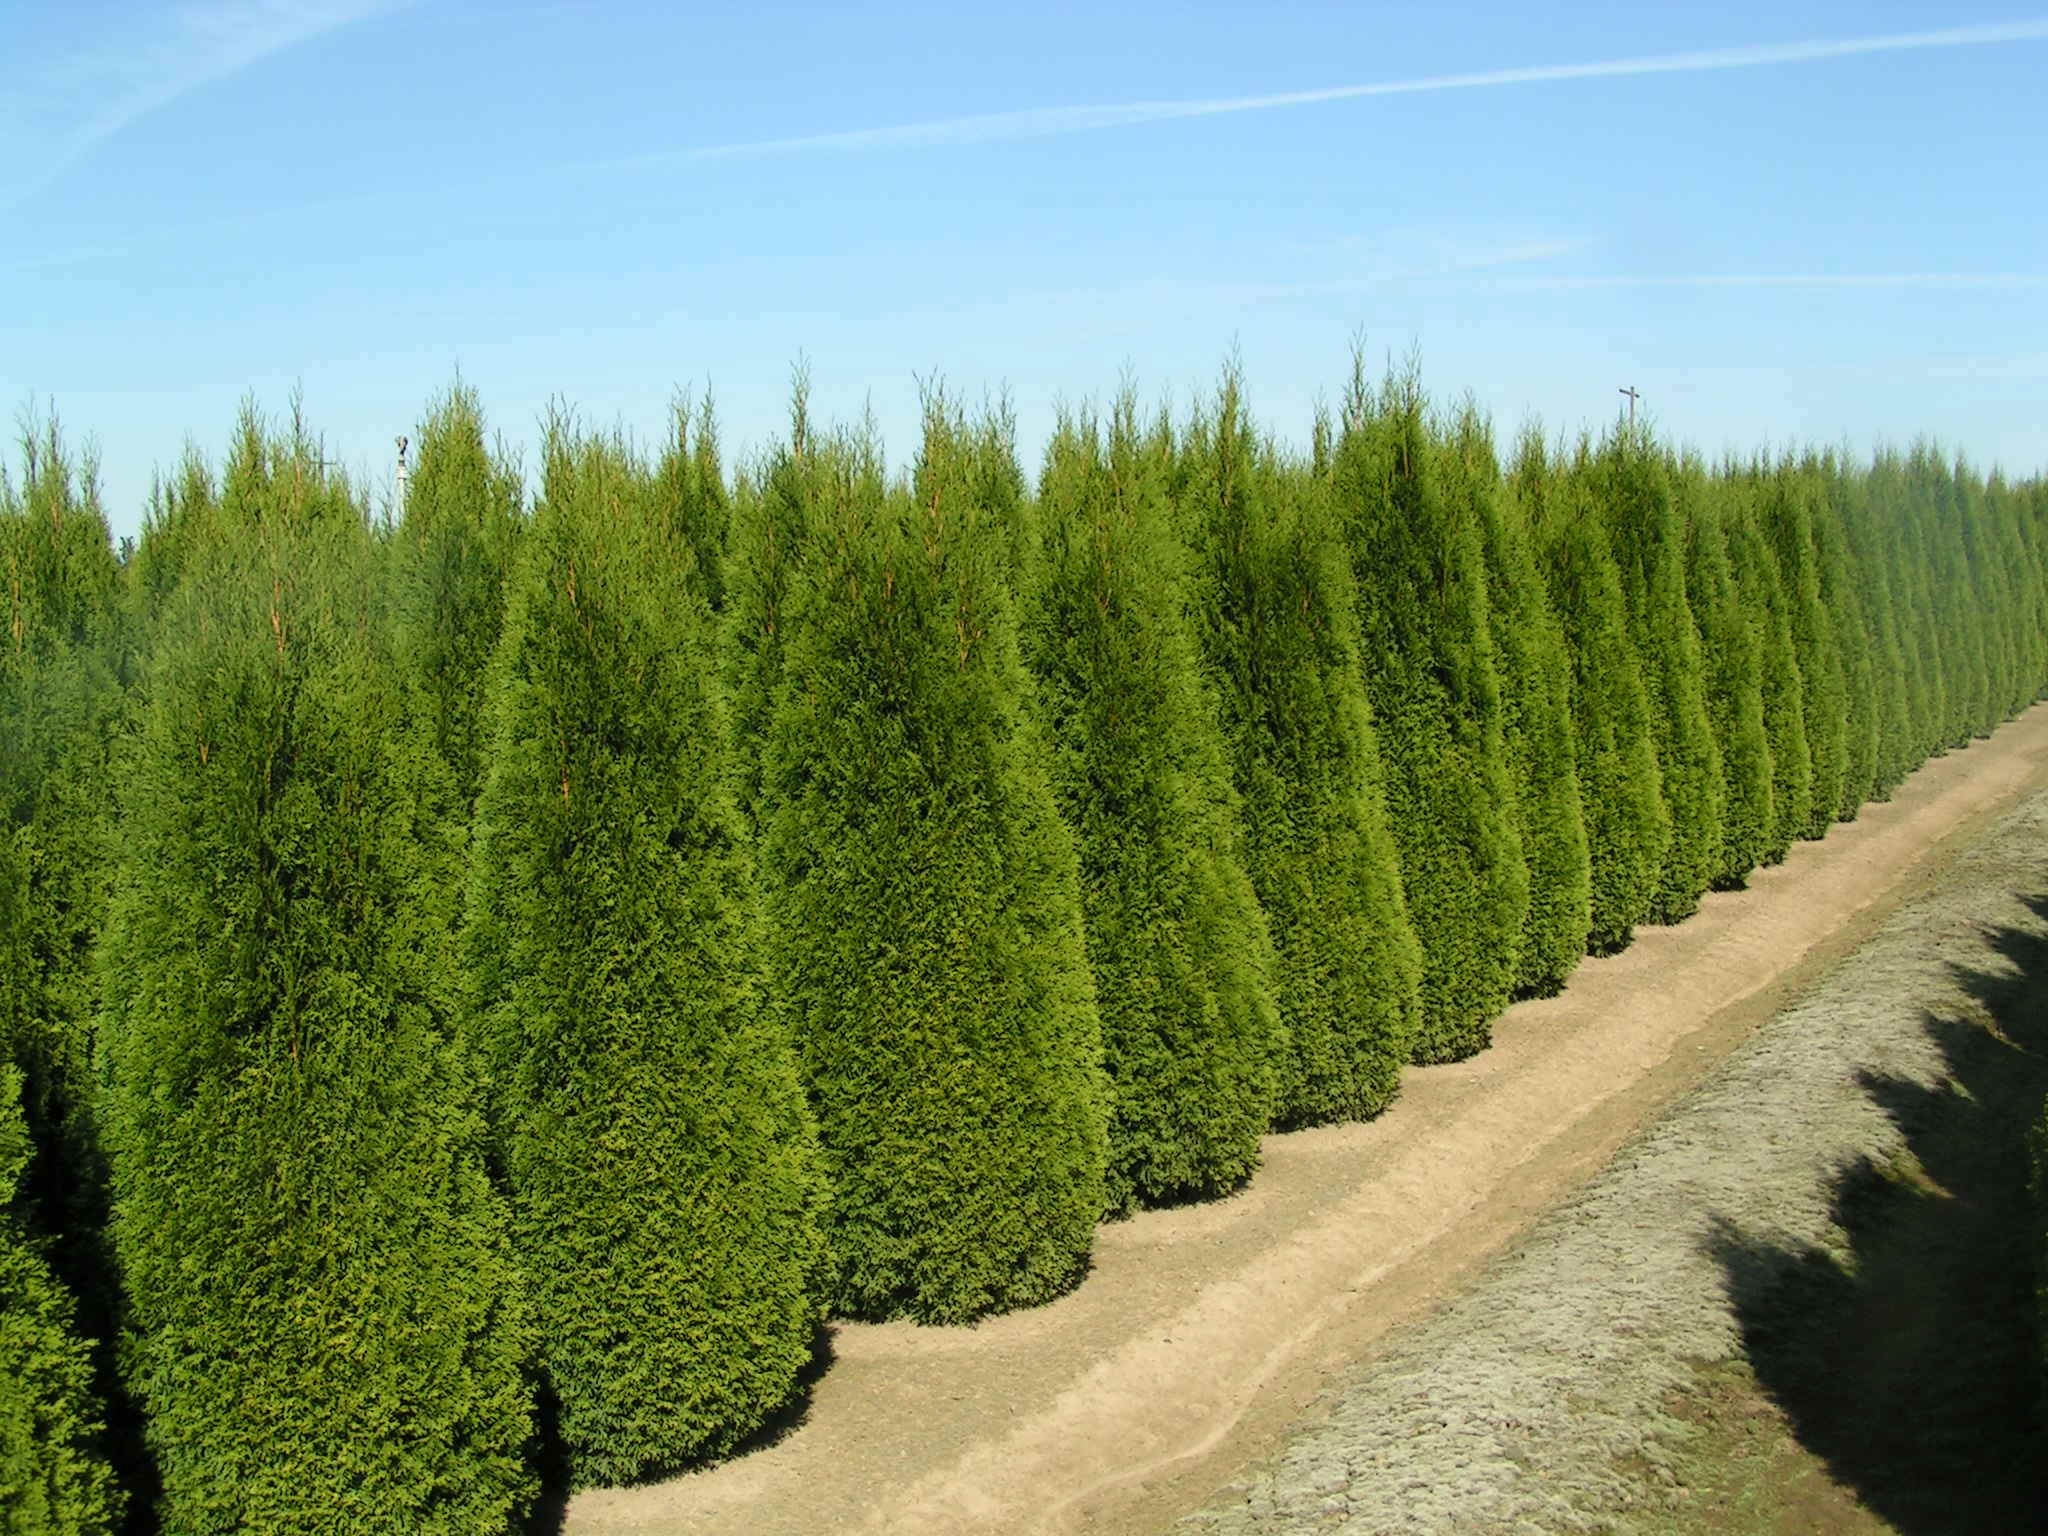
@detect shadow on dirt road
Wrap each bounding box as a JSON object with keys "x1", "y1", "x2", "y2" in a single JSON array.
[{"x1": 1706, "y1": 897, "x2": 2048, "y2": 1534}]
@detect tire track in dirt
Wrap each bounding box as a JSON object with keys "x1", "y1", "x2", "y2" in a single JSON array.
[{"x1": 565, "y1": 706, "x2": 2048, "y2": 1536}]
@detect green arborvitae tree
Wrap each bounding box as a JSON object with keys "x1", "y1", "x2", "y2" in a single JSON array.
[
  {"x1": 388, "y1": 383, "x2": 521, "y2": 820},
  {"x1": 1515, "y1": 432, "x2": 1668, "y2": 953},
  {"x1": 0, "y1": 1062, "x2": 118, "y2": 1536},
  {"x1": 652, "y1": 393, "x2": 731, "y2": 614},
  {"x1": 1018, "y1": 397, "x2": 1281, "y2": 1214},
  {"x1": 757, "y1": 395, "x2": 1107, "y2": 1323},
  {"x1": 1807, "y1": 457, "x2": 1878, "y2": 818},
  {"x1": 725, "y1": 371, "x2": 871, "y2": 834},
  {"x1": 1178, "y1": 371, "x2": 1421, "y2": 1124},
  {"x1": 1762, "y1": 466, "x2": 1848, "y2": 837},
  {"x1": 1678, "y1": 465, "x2": 1773, "y2": 886},
  {"x1": 1834, "y1": 461, "x2": 1915, "y2": 799},
  {"x1": 1725, "y1": 474, "x2": 1812, "y2": 862},
  {"x1": 1586, "y1": 433, "x2": 1723, "y2": 924},
  {"x1": 466, "y1": 425, "x2": 825, "y2": 1483},
  {"x1": 1450, "y1": 405, "x2": 1590, "y2": 996},
  {"x1": 0, "y1": 420, "x2": 129, "y2": 1489},
  {"x1": 99, "y1": 435, "x2": 533, "y2": 1534},
  {"x1": 1332, "y1": 371, "x2": 1526, "y2": 1062}
]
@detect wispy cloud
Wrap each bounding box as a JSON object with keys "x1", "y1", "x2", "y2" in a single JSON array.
[
  {"x1": 628, "y1": 17, "x2": 2048, "y2": 164},
  {"x1": 2, "y1": 1, "x2": 404, "y2": 211},
  {"x1": 1472, "y1": 272, "x2": 2048, "y2": 292}
]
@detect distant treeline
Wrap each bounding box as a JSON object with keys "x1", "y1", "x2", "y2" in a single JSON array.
[{"x1": 4, "y1": 360, "x2": 2044, "y2": 1532}]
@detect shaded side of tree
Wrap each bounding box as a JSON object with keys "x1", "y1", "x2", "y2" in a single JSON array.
[{"x1": 1707, "y1": 896, "x2": 2048, "y2": 1534}]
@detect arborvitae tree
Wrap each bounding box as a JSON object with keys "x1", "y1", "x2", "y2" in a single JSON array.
[
  {"x1": 1586, "y1": 432, "x2": 1723, "y2": 923},
  {"x1": 756, "y1": 395, "x2": 1107, "y2": 1323},
  {"x1": 1016, "y1": 398, "x2": 1281, "y2": 1213},
  {"x1": 1807, "y1": 457, "x2": 1878, "y2": 817},
  {"x1": 99, "y1": 438, "x2": 532, "y2": 1534},
  {"x1": 0, "y1": 419, "x2": 127, "y2": 1405},
  {"x1": 388, "y1": 383, "x2": 521, "y2": 818},
  {"x1": 725, "y1": 372, "x2": 869, "y2": 833},
  {"x1": 1677, "y1": 465, "x2": 1773, "y2": 886},
  {"x1": 1762, "y1": 466, "x2": 1848, "y2": 836},
  {"x1": 1178, "y1": 371, "x2": 1420, "y2": 1124},
  {"x1": 0, "y1": 1062, "x2": 118, "y2": 1536},
  {"x1": 465, "y1": 425, "x2": 825, "y2": 1482},
  {"x1": 1450, "y1": 404, "x2": 1590, "y2": 996},
  {"x1": 1834, "y1": 462, "x2": 1916, "y2": 799},
  {"x1": 1725, "y1": 474, "x2": 1813, "y2": 862},
  {"x1": 1514, "y1": 431, "x2": 1668, "y2": 952},
  {"x1": 1332, "y1": 371, "x2": 1526, "y2": 1061},
  {"x1": 652, "y1": 392, "x2": 731, "y2": 613}
]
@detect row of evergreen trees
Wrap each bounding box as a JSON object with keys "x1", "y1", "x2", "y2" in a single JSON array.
[{"x1": 5, "y1": 365, "x2": 2046, "y2": 1532}]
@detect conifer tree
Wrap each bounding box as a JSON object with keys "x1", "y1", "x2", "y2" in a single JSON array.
[
  {"x1": 468, "y1": 426, "x2": 824, "y2": 1482},
  {"x1": 1514, "y1": 432, "x2": 1668, "y2": 952},
  {"x1": 1017, "y1": 398, "x2": 1281, "y2": 1213},
  {"x1": 652, "y1": 393, "x2": 731, "y2": 613},
  {"x1": 1762, "y1": 467, "x2": 1848, "y2": 836},
  {"x1": 1450, "y1": 405, "x2": 1590, "y2": 996},
  {"x1": 756, "y1": 396, "x2": 1107, "y2": 1323},
  {"x1": 0, "y1": 419, "x2": 127, "y2": 1360},
  {"x1": 1725, "y1": 475, "x2": 1813, "y2": 862},
  {"x1": 1332, "y1": 371, "x2": 1526, "y2": 1061},
  {"x1": 1586, "y1": 433, "x2": 1723, "y2": 923},
  {"x1": 1833, "y1": 464, "x2": 1915, "y2": 799},
  {"x1": 1678, "y1": 467, "x2": 1773, "y2": 885},
  {"x1": 0, "y1": 1061, "x2": 118, "y2": 1536},
  {"x1": 1807, "y1": 459, "x2": 1878, "y2": 817},
  {"x1": 1178, "y1": 371, "x2": 1420, "y2": 1123},
  {"x1": 388, "y1": 383, "x2": 521, "y2": 818},
  {"x1": 99, "y1": 434, "x2": 532, "y2": 1533}
]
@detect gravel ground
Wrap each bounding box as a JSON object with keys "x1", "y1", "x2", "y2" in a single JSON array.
[{"x1": 1178, "y1": 790, "x2": 2048, "y2": 1536}]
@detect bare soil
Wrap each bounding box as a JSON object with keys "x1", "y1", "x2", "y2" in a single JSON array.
[
  {"x1": 563, "y1": 706, "x2": 2048, "y2": 1536},
  {"x1": 1180, "y1": 771, "x2": 2048, "y2": 1535}
]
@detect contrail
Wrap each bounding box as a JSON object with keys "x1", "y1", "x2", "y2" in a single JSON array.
[{"x1": 656, "y1": 17, "x2": 2048, "y2": 162}]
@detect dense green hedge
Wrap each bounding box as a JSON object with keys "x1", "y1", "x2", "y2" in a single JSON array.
[
  {"x1": 754, "y1": 397, "x2": 1108, "y2": 1323},
  {"x1": 1178, "y1": 375, "x2": 1421, "y2": 1124},
  {"x1": 1, "y1": 365, "x2": 2042, "y2": 1524},
  {"x1": 464, "y1": 426, "x2": 826, "y2": 1481},
  {"x1": 1018, "y1": 402, "x2": 1281, "y2": 1212},
  {"x1": 99, "y1": 435, "x2": 533, "y2": 1533}
]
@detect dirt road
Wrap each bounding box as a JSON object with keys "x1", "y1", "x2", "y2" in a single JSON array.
[
  {"x1": 1181, "y1": 763, "x2": 2048, "y2": 1534},
  {"x1": 566, "y1": 706, "x2": 2048, "y2": 1536}
]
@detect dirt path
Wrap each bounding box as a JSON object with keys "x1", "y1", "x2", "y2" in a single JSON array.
[
  {"x1": 1180, "y1": 760, "x2": 2048, "y2": 1534},
  {"x1": 566, "y1": 706, "x2": 2048, "y2": 1536}
]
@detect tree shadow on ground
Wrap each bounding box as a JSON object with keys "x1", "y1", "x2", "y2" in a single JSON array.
[
  {"x1": 519, "y1": 1321, "x2": 839, "y2": 1535},
  {"x1": 1704, "y1": 896, "x2": 2048, "y2": 1534}
]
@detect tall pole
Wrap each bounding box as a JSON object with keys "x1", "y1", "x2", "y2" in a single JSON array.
[
  {"x1": 395, "y1": 435, "x2": 410, "y2": 514},
  {"x1": 1618, "y1": 385, "x2": 1641, "y2": 430}
]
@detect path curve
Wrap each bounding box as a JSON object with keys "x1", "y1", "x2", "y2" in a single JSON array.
[{"x1": 568, "y1": 705, "x2": 2048, "y2": 1536}]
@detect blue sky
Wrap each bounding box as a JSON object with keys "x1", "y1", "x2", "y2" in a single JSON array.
[{"x1": 4, "y1": 1, "x2": 2046, "y2": 536}]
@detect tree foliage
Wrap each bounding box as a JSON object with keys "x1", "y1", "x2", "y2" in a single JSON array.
[
  {"x1": 1017, "y1": 398, "x2": 1281, "y2": 1213},
  {"x1": 100, "y1": 435, "x2": 532, "y2": 1534},
  {"x1": 1332, "y1": 374, "x2": 1526, "y2": 1060},
  {"x1": 1515, "y1": 433, "x2": 1668, "y2": 953},
  {"x1": 754, "y1": 396, "x2": 1108, "y2": 1323},
  {"x1": 466, "y1": 425, "x2": 825, "y2": 1483},
  {"x1": 1178, "y1": 371, "x2": 1421, "y2": 1123}
]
